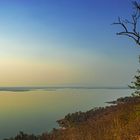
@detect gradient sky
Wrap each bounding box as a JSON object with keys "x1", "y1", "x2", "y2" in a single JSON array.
[{"x1": 0, "y1": 0, "x2": 139, "y2": 86}]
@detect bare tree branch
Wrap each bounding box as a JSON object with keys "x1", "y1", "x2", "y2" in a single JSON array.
[
  {"x1": 113, "y1": 1, "x2": 140, "y2": 46},
  {"x1": 113, "y1": 17, "x2": 128, "y2": 32}
]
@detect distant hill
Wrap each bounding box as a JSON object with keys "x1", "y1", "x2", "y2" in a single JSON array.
[{"x1": 0, "y1": 86, "x2": 129, "y2": 92}]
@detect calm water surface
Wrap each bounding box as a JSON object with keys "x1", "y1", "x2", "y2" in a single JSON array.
[{"x1": 0, "y1": 88, "x2": 131, "y2": 139}]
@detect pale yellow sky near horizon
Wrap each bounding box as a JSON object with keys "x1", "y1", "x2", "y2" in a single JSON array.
[
  {"x1": 0, "y1": 0, "x2": 138, "y2": 87},
  {"x1": 0, "y1": 52, "x2": 137, "y2": 87},
  {"x1": 0, "y1": 35, "x2": 138, "y2": 87}
]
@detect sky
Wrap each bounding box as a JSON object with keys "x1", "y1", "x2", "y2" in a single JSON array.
[{"x1": 0, "y1": 0, "x2": 139, "y2": 87}]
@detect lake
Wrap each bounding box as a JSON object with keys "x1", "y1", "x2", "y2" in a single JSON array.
[{"x1": 0, "y1": 88, "x2": 132, "y2": 139}]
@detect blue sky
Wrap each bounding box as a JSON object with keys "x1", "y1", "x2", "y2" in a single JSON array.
[{"x1": 0, "y1": 0, "x2": 139, "y2": 86}]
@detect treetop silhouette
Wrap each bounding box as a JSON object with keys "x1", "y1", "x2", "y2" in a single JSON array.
[{"x1": 113, "y1": 1, "x2": 140, "y2": 46}]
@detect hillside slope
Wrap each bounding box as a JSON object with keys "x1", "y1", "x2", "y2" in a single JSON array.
[{"x1": 5, "y1": 97, "x2": 140, "y2": 140}]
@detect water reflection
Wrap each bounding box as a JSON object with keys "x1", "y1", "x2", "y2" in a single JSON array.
[{"x1": 0, "y1": 89, "x2": 131, "y2": 139}]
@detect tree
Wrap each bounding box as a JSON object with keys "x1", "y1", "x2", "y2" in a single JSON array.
[
  {"x1": 114, "y1": 1, "x2": 140, "y2": 96},
  {"x1": 113, "y1": 1, "x2": 140, "y2": 46},
  {"x1": 129, "y1": 57, "x2": 140, "y2": 96}
]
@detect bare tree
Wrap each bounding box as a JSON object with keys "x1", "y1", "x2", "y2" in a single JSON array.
[
  {"x1": 113, "y1": 1, "x2": 140, "y2": 46},
  {"x1": 114, "y1": 1, "x2": 140, "y2": 96}
]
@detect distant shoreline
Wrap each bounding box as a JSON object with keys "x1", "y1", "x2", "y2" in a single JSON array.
[{"x1": 0, "y1": 86, "x2": 130, "y2": 92}]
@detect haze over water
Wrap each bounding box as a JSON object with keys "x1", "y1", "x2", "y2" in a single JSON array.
[{"x1": 1, "y1": 87, "x2": 131, "y2": 139}]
